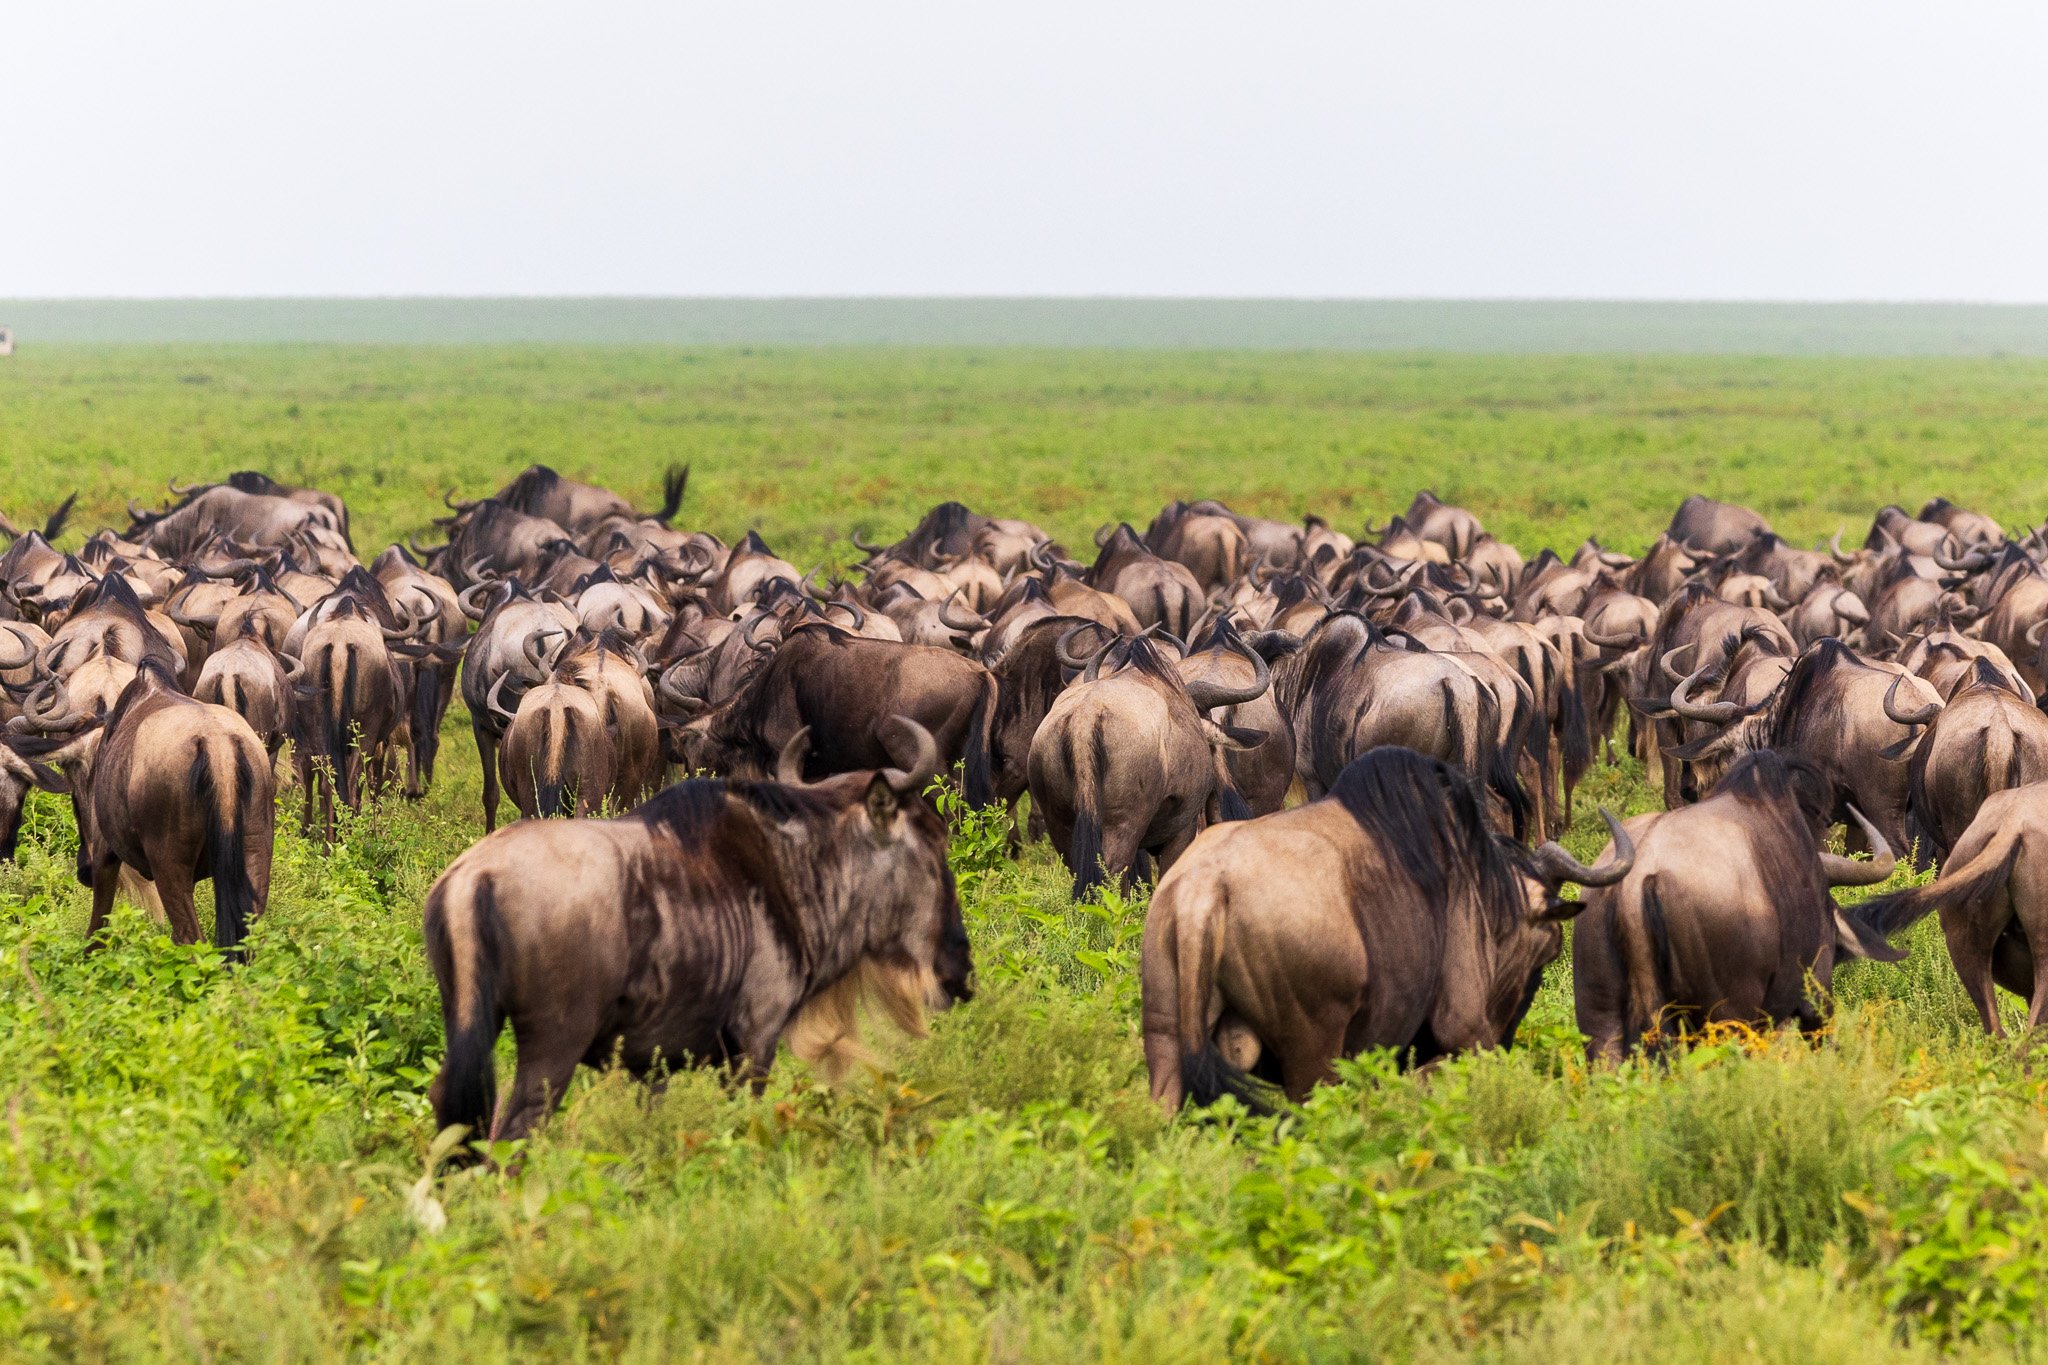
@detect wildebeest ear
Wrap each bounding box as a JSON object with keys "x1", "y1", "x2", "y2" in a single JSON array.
[
  {"x1": 1664, "y1": 735, "x2": 1723, "y2": 761},
  {"x1": 27, "y1": 760, "x2": 71, "y2": 795},
  {"x1": 1834, "y1": 906, "x2": 1907, "y2": 962},
  {"x1": 864, "y1": 774, "x2": 899, "y2": 841},
  {"x1": 1626, "y1": 696, "x2": 1674, "y2": 718}
]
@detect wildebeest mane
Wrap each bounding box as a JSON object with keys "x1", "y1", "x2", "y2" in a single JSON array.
[
  {"x1": 1767, "y1": 638, "x2": 1859, "y2": 750},
  {"x1": 496, "y1": 464, "x2": 563, "y2": 510},
  {"x1": 1326, "y1": 746, "x2": 1535, "y2": 932},
  {"x1": 895, "y1": 501, "x2": 982, "y2": 563}
]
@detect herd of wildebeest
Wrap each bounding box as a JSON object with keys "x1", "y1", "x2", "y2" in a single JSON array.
[{"x1": 6, "y1": 472, "x2": 2048, "y2": 1138}]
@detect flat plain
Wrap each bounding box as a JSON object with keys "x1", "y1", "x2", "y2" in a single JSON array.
[{"x1": 2, "y1": 345, "x2": 2047, "y2": 1360}]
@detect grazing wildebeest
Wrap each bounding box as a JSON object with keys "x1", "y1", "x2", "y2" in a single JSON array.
[
  {"x1": 1140, "y1": 746, "x2": 1633, "y2": 1109},
  {"x1": 423, "y1": 719, "x2": 970, "y2": 1143},
  {"x1": 1570, "y1": 752, "x2": 1900, "y2": 1062}
]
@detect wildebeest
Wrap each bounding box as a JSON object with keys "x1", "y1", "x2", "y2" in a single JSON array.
[
  {"x1": 1570, "y1": 752, "x2": 1900, "y2": 1062},
  {"x1": 1903, "y1": 660, "x2": 2048, "y2": 863},
  {"x1": 1858, "y1": 782, "x2": 2048, "y2": 1037},
  {"x1": 1087, "y1": 525, "x2": 1205, "y2": 639},
  {"x1": 9, "y1": 660, "x2": 272, "y2": 953},
  {"x1": 1029, "y1": 629, "x2": 1269, "y2": 896},
  {"x1": 423, "y1": 719, "x2": 970, "y2": 1143},
  {"x1": 1667, "y1": 495, "x2": 1770, "y2": 555},
  {"x1": 1140, "y1": 746, "x2": 1633, "y2": 1109},
  {"x1": 678, "y1": 626, "x2": 996, "y2": 803}
]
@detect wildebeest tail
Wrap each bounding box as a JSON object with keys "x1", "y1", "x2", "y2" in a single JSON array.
[
  {"x1": 411, "y1": 657, "x2": 445, "y2": 785},
  {"x1": 192, "y1": 744, "x2": 259, "y2": 956},
  {"x1": 1620, "y1": 872, "x2": 1673, "y2": 1046},
  {"x1": 1068, "y1": 718, "x2": 1107, "y2": 898},
  {"x1": 1558, "y1": 651, "x2": 1593, "y2": 791},
  {"x1": 1467, "y1": 681, "x2": 1531, "y2": 841},
  {"x1": 1856, "y1": 828, "x2": 2023, "y2": 939},
  {"x1": 654, "y1": 464, "x2": 689, "y2": 525},
  {"x1": 535, "y1": 706, "x2": 567, "y2": 817},
  {"x1": 323, "y1": 643, "x2": 361, "y2": 806},
  {"x1": 425, "y1": 875, "x2": 508, "y2": 1137},
  {"x1": 1165, "y1": 886, "x2": 1274, "y2": 1115},
  {"x1": 962, "y1": 672, "x2": 997, "y2": 808}
]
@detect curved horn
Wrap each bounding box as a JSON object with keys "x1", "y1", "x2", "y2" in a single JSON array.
[
  {"x1": 522, "y1": 627, "x2": 565, "y2": 675},
  {"x1": 850, "y1": 530, "x2": 883, "y2": 556},
  {"x1": 741, "y1": 612, "x2": 780, "y2": 654},
  {"x1": 1183, "y1": 636, "x2": 1271, "y2": 712},
  {"x1": 1882, "y1": 671, "x2": 1941, "y2": 727},
  {"x1": 1932, "y1": 541, "x2": 1990, "y2": 573},
  {"x1": 484, "y1": 671, "x2": 519, "y2": 723},
  {"x1": 656, "y1": 656, "x2": 702, "y2": 707},
  {"x1": 379, "y1": 601, "x2": 419, "y2": 641},
  {"x1": 775, "y1": 726, "x2": 812, "y2": 785},
  {"x1": 24, "y1": 676, "x2": 91, "y2": 732},
  {"x1": 1819, "y1": 805, "x2": 1896, "y2": 887},
  {"x1": 878, "y1": 715, "x2": 941, "y2": 792},
  {"x1": 1828, "y1": 529, "x2": 1854, "y2": 566},
  {"x1": 938, "y1": 586, "x2": 985, "y2": 633},
  {"x1": 1055, "y1": 621, "x2": 1112, "y2": 672},
  {"x1": 2029, "y1": 619, "x2": 2048, "y2": 650},
  {"x1": 0, "y1": 629, "x2": 35, "y2": 673},
  {"x1": 1534, "y1": 809, "x2": 1636, "y2": 889},
  {"x1": 1582, "y1": 621, "x2": 1642, "y2": 651},
  {"x1": 456, "y1": 578, "x2": 497, "y2": 622},
  {"x1": 1668, "y1": 663, "x2": 1751, "y2": 725},
  {"x1": 1657, "y1": 643, "x2": 1697, "y2": 683}
]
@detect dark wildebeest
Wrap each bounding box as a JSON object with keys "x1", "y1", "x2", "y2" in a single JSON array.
[
  {"x1": 1140, "y1": 746, "x2": 1634, "y2": 1109},
  {"x1": 1143, "y1": 502, "x2": 1250, "y2": 594},
  {"x1": 1858, "y1": 783, "x2": 2048, "y2": 1038},
  {"x1": 193, "y1": 635, "x2": 297, "y2": 757},
  {"x1": 1904, "y1": 661, "x2": 2048, "y2": 863},
  {"x1": 292, "y1": 579, "x2": 413, "y2": 839},
  {"x1": 8, "y1": 660, "x2": 273, "y2": 954},
  {"x1": 1667, "y1": 494, "x2": 1770, "y2": 555},
  {"x1": 1028, "y1": 630, "x2": 1269, "y2": 896},
  {"x1": 678, "y1": 626, "x2": 997, "y2": 804},
  {"x1": 1402, "y1": 490, "x2": 1486, "y2": 559},
  {"x1": 1177, "y1": 617, "x2": 1299, "y2": 817},
  {"x1": 423, "y1": 719, "x2": 970, "y2": 1143},
  {"x1": 478, "y1": 463, "x2": 688, "y2": 537},
  {"x1": 499, "y1": 671, "x2": 617, "y2": 820},
  {"x1": 1273, "y1": 611, "x2": 1529, "y2": 833},
  {"x1": 1087, "y1": 525, "x2": 1205, "y2": 640},
  {"x1": 1570, "y1": 752, "x2": 1900, "y2": 1063},
  {"x1": 162, "y1": 473, "x2": 352, "y2": 547},
  {"x1": 459, "y1": 582, "x2": 580, "y2": 832}
]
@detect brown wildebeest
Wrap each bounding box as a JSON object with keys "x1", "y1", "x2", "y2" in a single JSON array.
[
  {"x1": 1143, "y1": 501, "x2": 1249, "y2": 593},
  {"x1": 0, "y1": 494, "x2": 78, "y2": 553},
  {"x1": 1176, "y1": 617, "x2": 1298, "y2": 817},
  {"x1": 1140, "y1": 745, "x2": 1633, "y2": 1110},
  {"x1": 1570, "y1": 752, "x2": 1900, "y2": 1063},
  {"x1": 193, "y1": 635, "x2": 297, "y2": 757},
  {"x1": 677, "y1": 627, "x2": 996, "y2": 804},
  {"x1": 1403, "y1": 490, "x2": 1486, "y2": 559},
  {"x1": 1904, "y1": 661, "x2": 2048, "y2": 863},
  {"x1": 423, "y1": 719, "x2": 970, "y2": 1144},
  {"x1": 459, "y1": 581, "x2": 580, "y2": 831},
  {"x1": 1667, "y1": 494, "x2": 1770, "y2": 555},
  {"x1": 7, "y1": 660, "x2": 272, "y2": 954},
  {"x1": 293, "y1": 593, "x2": 411, "y2": 840},
  {"x1": 1029, "y1": 631, "x2": 1268, "y2": 897},
  {"x1": 1087, "y1": 525, "x2": 1205, "y2": 640},
  {"x1": 1859, "y1": 782, "x2": 2048, "y2": 1037},
  {"x1": 475, "y1": 463, "x2": 687, "y2": 538}
]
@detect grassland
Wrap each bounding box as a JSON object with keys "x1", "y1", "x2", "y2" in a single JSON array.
[{"x1": 4, "y1": 346, "x2": 2048, "y2": 1360}]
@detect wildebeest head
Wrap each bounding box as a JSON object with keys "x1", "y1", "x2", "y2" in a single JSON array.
[{"x1": 762, "y1": 717, "x2": 972, "y2": 1013}]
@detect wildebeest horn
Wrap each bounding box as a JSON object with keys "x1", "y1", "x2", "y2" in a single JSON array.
[
  {"x1": 938, "y1": 587, "x2": 985, "y2": 633},
  {"x1": 167, "y1": 478, "x2": 201, "y2": 496},
  {"x1": 0, "y1": 629, "x2": 37, "y2": 672},
  {"x1": 2028, "y1": 620, "x2": 2048, "y2": 649},
  {"x1": 878, "y1": 715, "x2": 941, "y2": 793},
  {"x1": 1534, "y1": 810, "x2": 1635, "y2": 890},
  {"x1": 1184, "y1": 637, "x2": 1270, "y2": 712},
  {"x1": 380, "y1": 601, "x2": 420, "y2": 641},
  {"x1": 800, "y1": 567, "x2": 828, "y2": 600},
  {"x1": 126, "y1": 499, "x2": 152, "y2": 524},
  {"x1": 850, "y1": 530, "x2": 883, "y2": 556},
  {"x1": 1882, "y1": 671, "x2": 1940, "y2": 727},
  {"x1": 776, "y1": 726, "x2": 812, "y2": 785},
  {"x1": 1762, "y1": 584, "x2": 1791, "y2": 610},
  {"x1": 1667, "y1": 663, "x2": 1750, "y2": 725},
  {"x1": 1833, "y1": 591, "x2": 1870, "y2": 626},
  {"x1": 484, "y1": 671, "x2": 519, "y2": 722},
  {"x1": 1055, "y1": 622, "x2": 1112, "y2": 672},
  {"x1": 1828, "y1": 529, "x2": 1854, "y2": 565},
  {"x1": 281, "y1": 653, "x2": 306, "y2": 683},
  {"x1": 522, "y1": 628, "x2": 565, "y2": 674},
  {"x1": 1657, "y1": 643, "x2": 1696, "y2": 683},
  {"x1": 656, "y1": 656, "x2": 702, "y2": 706},
  {"x1": 741, "y1": 612, "x2": 780, "y2": 653},
  {"x1": 1092, "y1": 524, "x2": 1112, "y2": 548},
  {"x1": 1819, "y1": 806, "x2": 1896, "y2": 887},
  {"x1": 1932, "y1": 542, "x2": 1990, "y2": 573},
  {"x1": 456, "y1": 578, "x2": 497, "y2": 621},
  {"x1": 23, "y1": 676, "x2": 92, "y2": 732},
  {"x1": 1582, "y1": 622, "x2": 1641, "y2": 651}
]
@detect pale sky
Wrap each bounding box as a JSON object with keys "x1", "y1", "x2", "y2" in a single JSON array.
[{"x1": 7, "y1": 2, "x2": 2047, "y2": 300}]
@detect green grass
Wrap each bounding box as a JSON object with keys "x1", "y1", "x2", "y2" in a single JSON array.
[{"x1": 5, "y1": 346, "x2": 2048, "y2": 1359}]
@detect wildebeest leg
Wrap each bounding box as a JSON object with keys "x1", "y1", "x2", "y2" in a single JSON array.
[
  {"x1": 1153, "y1": 823, "x2": 1199, "y2": 881},
  {"x1": 476, "y1": 721, "x2": 502, "y2": 834},
  {"x1": 1571, "y1": 908, "x2": 1629, "y2": 1064},
  {"x1": 1941, "y1": 901, "x2": 2011, "y2": 1037},
  {"x1": 1276, "y1": 1012, "x2": 1349, "y2": 1101},
  {"x1": 152, "y1": 859, "x2": 202, "y2": 947},
  {"x1": 85, "y1": 852, "x2": 122, "y2": 952},
  {"x1": 493, "y1": 1026, "x2": 591, "y2": 1144}
]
